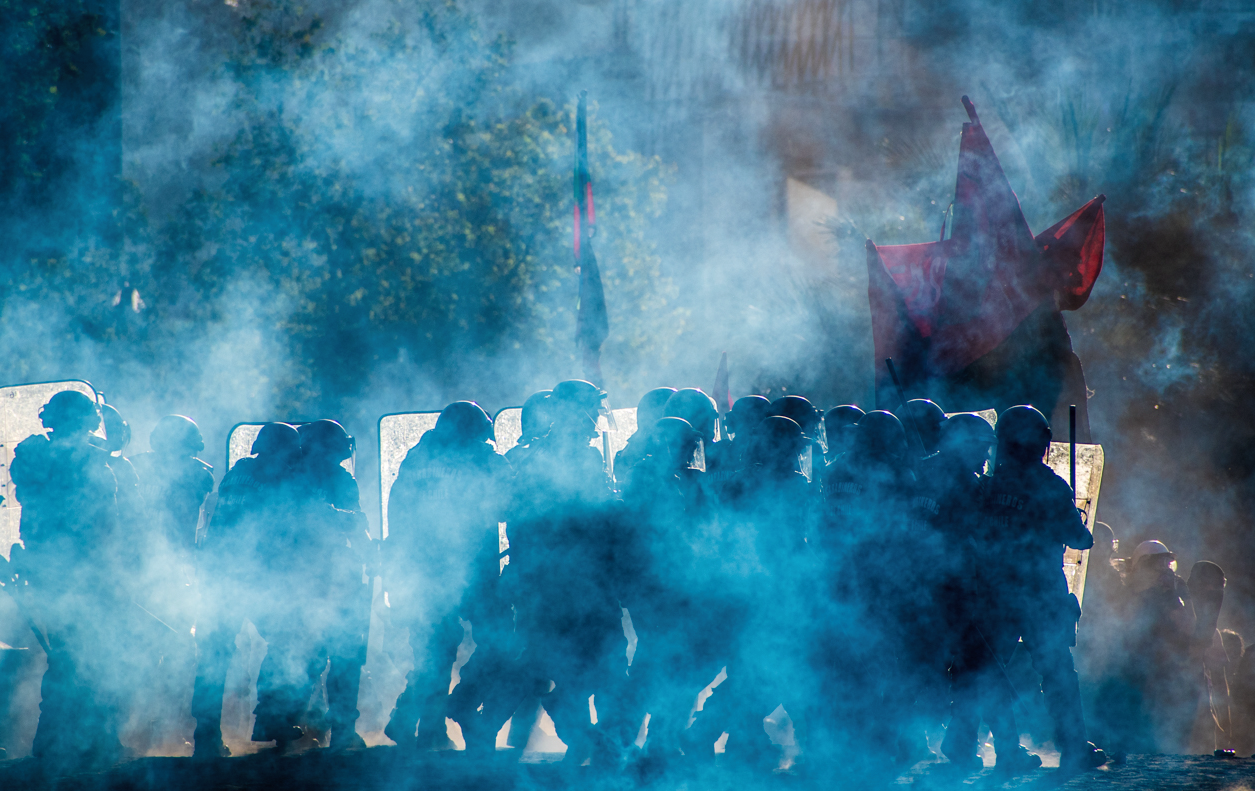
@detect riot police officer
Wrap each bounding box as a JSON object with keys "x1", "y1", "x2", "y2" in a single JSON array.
[
  {"x1": 713, "y1": 416, "x2": 816, "y2": 769},
  {"x1": 383, "y1": 402, "x2": 514, "y2": 754},
  {"x1": 130, "y1": 415, "x2": 214, "y2": 555},
  {"x1": 896, "y1": 399, "x2": 946, "y2": 457},
  {"x1": 192, "y1": 423, "x2": 305, "y2": 757},
  {"x1": 768, "y1": 395, "x2": 823, "y2": 480},
  {"x1": 663, "y1": 388, "x2": 731, "y2": 499},
  {"x1": 914, "y1": 415, "x2": 1039, "y2": 773},
  {"x1": 817, "y1": 410, "x2": 918, "y2": 768},
  {"x1": 977, "y1": 406, "x2": 1105, "y2": 770},
  {"x1": 617, "y1": 417, "x2": 718, "y2": 769},
  {"x1": 613, "y1": 387, "x2": 677, "y2": 491},
  {"x1": 505, "y1": 389, "x2": 554, "y2": 468},
  {"x1": 822, "y1": 405, "x2": 864, "y2": 464},
  {"x1": 722, "y1": 395, "x2": 771, "y2": 469},
  {"x1": 296, "y1": 420, "x2": 372, "y2": 751},
  {"x1": 9, "y1": 391, "x2": 124, "y2": 770},
  {"x1": 509, "y1": 380, "x2": 624, "y2": 767}
]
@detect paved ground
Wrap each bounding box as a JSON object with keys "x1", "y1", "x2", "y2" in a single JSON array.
[{"x1": 4, "y1": 752, "x2": 1255, "y2": 791}]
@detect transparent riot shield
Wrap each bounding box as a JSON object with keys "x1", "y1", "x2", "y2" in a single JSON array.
[
  {"x1": 493, "y1": 407, "x2": 523, "y2": 454},
  {"x1": 225, "y1": 423, "x2": 265, "y2": 472},
  {"x1": 1047, "y1": 441, "x2": 1105, "y2": 606},
  {"x1": 0, "y1": 380, "x2": 101, "y2": 560},
  {"x1": 376, "y1": 412, "x2": 442, "y2": 541}
]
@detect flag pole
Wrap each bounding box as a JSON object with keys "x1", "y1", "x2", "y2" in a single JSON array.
[{"x1": 885, "y1": 358, "x2": 927, "y2": 457}]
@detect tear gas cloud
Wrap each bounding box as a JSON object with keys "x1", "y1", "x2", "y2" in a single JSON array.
[{"x1": 1, "y1": 0, "x2": 1254, "y2": 775}]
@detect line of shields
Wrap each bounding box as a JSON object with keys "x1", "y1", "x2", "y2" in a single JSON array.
[{"x1": 0, "y1": 381, "x2": 1105, "y2": 756}]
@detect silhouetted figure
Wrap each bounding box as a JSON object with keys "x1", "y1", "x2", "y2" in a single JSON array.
[
  {"x1": 896, "y1": 399, "x2": 946, "y2": 457},
  {"x1": 822, "y1": 405, "x2": 863, "y2": 465},
  {"x1": 768, "y1": 395, "x2": 823, "y2": 480},
  {"x1": 509, "y1": 379, "x2": 624, "y2": 767},
  {"x1": 9, "y1": 391, "x2": 124, "y2": 771},
  {"x1": 717, "y1": 396, "x2": 773, "y2": 495},
  {"x1": 819, "y1": 410, "x2": 922, "y2": 768},
  {"x1": 505, "y1": 389, "x2": 554, "y2": 469},
  {"x1": 663, "y1": 388, "x2": 730, "y2": 492},
  {"x1": 384, "y1": 402, "x2": 514, "y2": 754},
  {"x1": 130, "y1": 415, "x2": 214, "y2": 555},
  {"x1": 296, "y1": 420, "x2": 372, "y2": 751},
  {"x1": 613, "y1": 387, "x2": 676, "y2": 491},
  {"x1": 127, "y1": 414, "x2": 214, "y2": 757},
  {"x1": 714, "y1": 416, "x2": 816, "y2": 770},
  {"x1": 977, "y1": 405, "x2": 1104, "y2": 770},
  {"x1": 921, "y1": 415, "x2": 1038, "y2": 773},
  {"x1": 1076, "y1": 522, "x2": 1127, "y2": 754},
  {"x1": 191, "y1": 423, "x2": 305, "y2": 757},
  {"x1": 618, "y1": 417, "x2": 720, "y2": 771}
]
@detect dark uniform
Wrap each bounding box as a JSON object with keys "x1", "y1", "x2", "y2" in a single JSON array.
[
  {"x1": 977, "y1": 406, "x2": 1099, "y2": 769},
  {"x1": 617, "y1": 417, "x2": 722, "y2": 766},
  {"x1": 9, "y1": 391, "x2": 124, "y2": 769},
  {"x1": 509, "y1": 380, "x2": 625, "y2": 766},
  {"x1": 192, "y1": 423, "x2": 308, "y2": 756},
  {"x1": 383, "y1": 403, "x2": 514, "y2": 753},
  {"x1": 818, "y1": 410, "x2": 917, "y2": 766},
  {"x1": 709, "y1": 416, "x2": 816, "y2": 769},
  {"x1": 911, "y1": 414, "x2": 1035, "y2": 771},
  {"x1": 296, "y1": 420, "x2": 373, "y2": 751}
]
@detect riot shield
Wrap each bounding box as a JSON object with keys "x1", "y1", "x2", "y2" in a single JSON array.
[
  {"x1": 493, "y1": 407, "x2": 523, "y2": 454},
  {"x1": 0, "y1": 380, "x2": 101, "y2": 560},
  {"x1": 1047, "y1": 441, "x2": 1104, "y2": 606},
  {"x1": 377, "y1": 412, "x2": 441, "y2": 541}
]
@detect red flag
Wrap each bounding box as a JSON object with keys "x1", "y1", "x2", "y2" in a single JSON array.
[
  {"x1": 1036, "y1": 195, "x2": 1105, "y2": 311},
  {"x1": 868, "y1": 96, "x2": 1105, "y2": 396}
]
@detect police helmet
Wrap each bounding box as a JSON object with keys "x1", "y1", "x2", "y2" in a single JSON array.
[
  {"x1": 520, "y1": 390, "x2": 554, "y2": 442},
  {"x1": 939, "y1": 413, "x2": 996, "y2": 450},
  {"x1": 898, "y1": 399, "x2": 946, "y2": 453},
  {"x1": 637, "y1": 387, "x2": 678, "y2": 432},
  {"x1": 39, "y1": 391, "x2": 99, "y2": 434},
  {"x1": 648, "y1": 417, "x2": 701, "y2": 468},
  {"x1": 995, "y1": 405, "x2": 1051, "y2": 465},
  {"x1": 251, "y1": 422, "x2": 301, "y2": 459},
  {"x1": 768, "y1": 395, "x2": 821, "y2": 438},
  {"x1": 823, "y1": 405, "x2": 864, "y2": 436},
  {"x1": 298, "y1": 419, "x2": 355, "y2": 463},
  {"x1": 151, "y1": 415, "x2": 205, "y2": 456},
  {"x1": 1189, "y1": 560, "x2": 1226, "y2": 592},
  {"x1": 854, "y1": 410, "x2": 907, "y2": 462},
  {"x1": 727, "y1": 395, "x2": 772, "y2": 438},
  {"x1": 1132, "y1": 539, "x2": 1174, "y2": 567},
  {"x1": 98, "y1": 403, "x2": 131, "y2": 453},
  {"x1": 435, "y1": 401, "x2": 494, "y2": 445},
  {"x1": 749, "y1": 415, "x2": 806, "y2": 467},
  {"x1": 663, "y1": 389, "x2": 718, "y2": 442}
]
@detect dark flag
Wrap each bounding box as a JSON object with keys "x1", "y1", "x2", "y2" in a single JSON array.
[
  {"x1": 574, "y1": 91, "x2": 609, "y2": 386},
  {"x1": 867, "y1": 96, "x2": 1105, "y2": 429}
]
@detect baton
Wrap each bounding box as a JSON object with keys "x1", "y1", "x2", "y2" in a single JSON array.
[
  {"x1": 885, "y1": 358, "x2": 927, "y2": 457},
  {"x1": 1069, "y1": 405, "x2": 1077, "y2": 496},
  {"x1": 2, "y1": 581, "x2": 53, "y2": 657}
]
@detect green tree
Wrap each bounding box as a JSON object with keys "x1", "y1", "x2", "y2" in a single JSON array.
[{"x1": 151, "y1": 0, "x2": 678, "y2": 414}]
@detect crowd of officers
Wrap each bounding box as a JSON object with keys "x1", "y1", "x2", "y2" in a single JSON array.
[{"x1": 5, "y1": 382, "x2": 1119, "y2": 779}]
